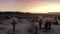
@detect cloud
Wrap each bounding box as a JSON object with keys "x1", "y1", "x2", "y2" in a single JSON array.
[
  {"x1": 0, "y1": 0, "x2": 17, "y2": 2},
  {"x1": 17, "y1": 0, "x2": 60, "y2": 2},
  {"x1": 0, "y1": 4, "x2": 21, "y2": 11},
  {"x1": 0, "y1": 0, "x2": 60, "y2": 12},
  {"x1": 41, "y1": 0, "x2": 60, "y2": 2},
  {"x1": 0, "y1": 0, "x2": 39, "y2": 2}
]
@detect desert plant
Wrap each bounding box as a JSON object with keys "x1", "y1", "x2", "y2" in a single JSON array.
[{"x1": 11, "y1": 16, "x2": 20, "y2": 34}]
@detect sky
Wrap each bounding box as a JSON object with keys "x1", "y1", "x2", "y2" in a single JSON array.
[{"x1": 0, "y1": 0, "x2": 60, "y2": 13}]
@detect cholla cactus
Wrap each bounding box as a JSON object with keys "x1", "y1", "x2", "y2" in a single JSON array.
[
  {"x1": 0, "y1": 15, "x2": 2, "y2": 24},
  {"x1": 34, "y1": 22, "x2": 39, "y2": 28},
  {"x1": 0, "y1": 15, "x2": 2, "y2": 20},
  {"x1": 12, "y1": 16, "x2": 19, "y2": 24},
  {"x1": 33, "y1": 22, "x2": 39, "y2": 34},
  {"x1": 11, "y1": 16, "x2": 20, "y2": 34}
]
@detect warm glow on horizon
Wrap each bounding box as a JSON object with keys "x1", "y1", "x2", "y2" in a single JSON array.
[
  {"x1": 0, "y1": 0, "x2": 60, "y2": 13},
  {"x1": 19, "y1": 3, "x2": 60, "y2": 13},
  {"x1": 1, "y1": 3, "x2": 60, "y2": 13}
]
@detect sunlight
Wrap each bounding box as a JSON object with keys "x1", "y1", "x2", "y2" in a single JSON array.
[{"x1": 27, "y1": 4, "x2": 60, "y2": 13}]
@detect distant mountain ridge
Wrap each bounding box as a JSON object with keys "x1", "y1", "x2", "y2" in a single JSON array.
[
  {"x1": 0, "y1": 12, "x2": 60, "y2": 16},
  {"x1": 48, "y1": 12, "x2": 60, "y2": 15},
  {"x1": 0, "y1": 11, "x2": 46, "y2": 15},
  {"x1": 0, "y1": 12, "x2": 48, "y2": 17},
  {"x1": 0, "y1": 12, "x2": 31, "y2": 15}
]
